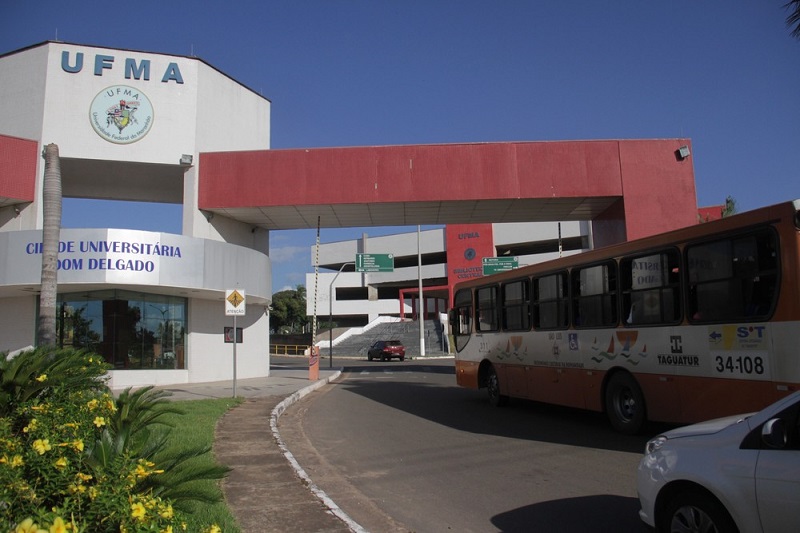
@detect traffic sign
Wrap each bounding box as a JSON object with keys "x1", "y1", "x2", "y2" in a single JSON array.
[
  {"x1": 355, "y1": 253, "x2": 394, "y2": 272},
  {"x1": 482, "y1": 256, "x2": 518, "y2": 275},
  {"x1": 225, "y1": 289, "x2": 246, "y2": 316}
]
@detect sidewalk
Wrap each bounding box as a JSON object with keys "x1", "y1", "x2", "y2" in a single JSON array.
[{"x1": 134, "y1": 365, "x2": 367, "y2": 533}]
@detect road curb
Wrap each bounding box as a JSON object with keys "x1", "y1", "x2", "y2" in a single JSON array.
[{"x1": 269, "y1": 369, "x2": 369, "y2": 533}]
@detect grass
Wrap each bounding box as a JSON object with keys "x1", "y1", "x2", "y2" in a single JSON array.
[{"x1": 161, "y1": 397, "x2": 244, "y2": 532}]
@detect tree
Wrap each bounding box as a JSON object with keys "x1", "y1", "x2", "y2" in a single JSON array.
[
  {"x1": 786, "y1": 0, "x2": 800, "y2": 39},
  {"x1": 270, "y1": 286, "x2": 309, "y2": 334},
  {"x1": 722, "y1": 195, "x2": 737, "y2": 218},
  {"x1": 37, "y1": 143, "x2": 62, "y2": 346}
]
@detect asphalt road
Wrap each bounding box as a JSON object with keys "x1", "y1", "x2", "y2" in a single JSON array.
[{"x1": 277, "y1": 357, "x2": 660, "y2": 533}]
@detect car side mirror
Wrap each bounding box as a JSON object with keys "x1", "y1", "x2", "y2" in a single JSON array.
[{"x1": 761, "y1": 418, "x2": 788, "y2": 449}]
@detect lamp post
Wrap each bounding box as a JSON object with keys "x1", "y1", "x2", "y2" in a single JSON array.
[
  {"x1": 417, "y1": 225, "x2": 425, "y2": 356},
  {"x1": 329, "y1": 262, "x2": 353, "y2": 368}
]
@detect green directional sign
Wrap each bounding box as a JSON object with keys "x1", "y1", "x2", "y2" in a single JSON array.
[
  {"x1": 356, "y1": 253, "x2": 395, "y2": 272},
  {"x1": 482, "y1": 256, "x2": 519, "y2": 275}
]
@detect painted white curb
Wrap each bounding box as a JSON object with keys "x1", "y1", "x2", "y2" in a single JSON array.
[{"x1": 269, "y1": 370, "x2": 369, "y2": 533}]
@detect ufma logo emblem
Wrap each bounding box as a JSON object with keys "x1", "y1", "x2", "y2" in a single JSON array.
[{"x1": 89, "y1": 85, "x2": 154, "y2": 144}]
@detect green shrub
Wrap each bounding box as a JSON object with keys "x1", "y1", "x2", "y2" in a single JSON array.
[{"x1": 0, "y1": 348, "x2": 229, "y2": 533}]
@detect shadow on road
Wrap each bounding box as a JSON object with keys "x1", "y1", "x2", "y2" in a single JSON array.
[
  {"x1": 492, "y1": 494, "x2": 648, "y2": 532},
  {"x1": 337, "y1": 361, "x2": 674, "y2": 454}
]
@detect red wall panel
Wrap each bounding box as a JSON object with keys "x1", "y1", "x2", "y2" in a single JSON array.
[
  {"x1": 0, "y1": 134, "x2": 38, "y2": 202},
  {"x1": 445, "y1": 223, "x2": 495, "y2": 294},
  {"x1": 199, "y1": 139, "x2": 699, "y2": 246},
  {"x1": 618, "y1": 140, "x2": 697, "y2": 240}
]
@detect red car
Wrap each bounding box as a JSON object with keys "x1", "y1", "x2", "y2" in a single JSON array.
[{"x1": 367, "y1": 340, "x2": 406, "y2": 361}]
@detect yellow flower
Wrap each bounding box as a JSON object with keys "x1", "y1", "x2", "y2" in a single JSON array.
[
  {"x1": 76, "y1": 472, "x2": 92, "y2": 482},
  {"x1": 88, "y1": 486, "x2": 99, "y2": 500},
  {"x1": 105, "y1": 398, "x2": 117, "y2": 412},
  {"x1": 33, "y1": 439, "x2": 52, "y2": 455},
  {"x1": 206, "y1": 526, "x2": 222, "y2": 533},
  {"x1": 68, "y1": 483, "x2": 87, "y2": 494},
  {"x1": 49, "y1": 517, "x2": 67, "y2": 533},
  {"x1": 54, "y1": 456, "x2": 68, "y2": 470},
  {"x1": 161, "y1": 527, "x2": 173, "y2": 533},
  {"x1": 35, "y1": 374, "x2": 47, "y2": 382},
  {"x1": 159, "y1": 504, "x2": 174, "y2": 519},
  {"x1": 15, "y1": 517, "x2": 48, "y2": 533},
  {"x1": 13, "y1": 517, "x2": 39, "y2": 533},
  {"x1": 31, "y1": 405, "x2": 45, "y2": 411},
  {"x1": 23, "y1": 419, "x2": 38, "y2": 433},
  {"x1": 131, "y1": 501, "x2": 147, "y2": 521},
  {"x1": 72, "y1": 439, "x2": 84, "y2": 452},
  {"x1": 11, "y1": 455, "x2": 24, "y2": 467},
  {"x1": 134, "y1": 463, "x2": 149, "y2": 478},
  {"x1": 86, "y1": 398, "x2": 99, "y2": 410},
  {"x1": 93, "y1": 416, "x2": 106, "y2": 427}
]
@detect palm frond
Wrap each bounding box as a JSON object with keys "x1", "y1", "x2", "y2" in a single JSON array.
[{"x1": 786, "y1": 0, "x2": 800, "y2": 39}]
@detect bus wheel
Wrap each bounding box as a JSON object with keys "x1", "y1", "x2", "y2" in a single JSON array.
[
  {"x1": 487, "y1": 365, "x2": 509, "y2": 407},
  {"x1": 605, "y1": 372, "x2": 645, "y2": 434}
]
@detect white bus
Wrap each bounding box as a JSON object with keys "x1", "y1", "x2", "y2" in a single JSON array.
[{"x1": 451, "y1": 200, "x2": 800, "y2": 433}]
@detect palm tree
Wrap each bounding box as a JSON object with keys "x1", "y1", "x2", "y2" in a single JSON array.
[
  {"x1": 787, "y1": 0, "x2": 800, "y2": 39},
  {"x1": 38, "y1": 143, "x2": 62, "y2": 346}
]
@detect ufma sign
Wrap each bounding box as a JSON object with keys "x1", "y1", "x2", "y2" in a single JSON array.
[{"x1": 61, "y1": 51, "x2": 184, "y2": 84}]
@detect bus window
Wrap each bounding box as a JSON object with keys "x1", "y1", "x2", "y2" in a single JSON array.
[
  {"x1": 502, "y1": 279, "x2": 531, "y2": 331},
  {"x1": 687, "y1": 228, "x2": 779, "y2": 323},
  {"x1": 620, "y1": 249, "x2": 681, "y2": 325},
  {"x1": 477, "y1": 286, "x2": 499, "y2": 332},
  {"x1": 452, "y1": 288, "x2": 473, "y2": 352},
  {"x1": 571, "y1": 261, "x2": 618, "y2": 327},
  {"x1": 534, "y1": 272, "x2": 569, "y2": 329}
]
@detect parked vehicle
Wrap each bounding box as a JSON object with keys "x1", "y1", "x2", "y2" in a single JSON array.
[
  {"x1": 637, "y1": 390, "x2": 800, "y2": 533},
  {"x1": 367, "y1": 340, "x2": 406, "y2": 361}
]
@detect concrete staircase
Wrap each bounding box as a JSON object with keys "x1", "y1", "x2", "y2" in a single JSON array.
[{"x1": 325, "y1": 320, "x2": 447, "y2": 357}]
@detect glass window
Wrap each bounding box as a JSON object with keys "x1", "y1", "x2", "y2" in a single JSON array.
[
  {"x1": 502, "y1": 279, "x2": 531, "y2": 331},
  {"x1": 452, "y1": 288, "x2": 473, "y2": 352},
  {"x1": 571, "y1": 262, "x2": 618, "y2": 328},
  {"x1": 687, "y1": 229, "x2": 779, "y2": 323},
  {"x1": 534, "y1": 272, "x2": 569, "y2": 329},
  {"x1": 477, "y1": 286, "x2": 499, "y2": 332},
  {"x1": 56, "y1": 290, "x2": 187, "y2": 370},
  {"x1": 620, "y1": 249, "x2": 681, "y2": 325}
]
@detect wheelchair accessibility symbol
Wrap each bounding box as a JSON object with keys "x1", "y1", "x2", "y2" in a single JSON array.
[{"x1": 569, "y1": 333, "x2": 579, "y2": 351}]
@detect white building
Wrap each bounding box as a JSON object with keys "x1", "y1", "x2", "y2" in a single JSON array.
[
  {"x1": 306, "y1": 221, "x2": 590, "y2": 326},
  {"x1": 0, "y1": 42, "x2": 272, "y2": 388}
]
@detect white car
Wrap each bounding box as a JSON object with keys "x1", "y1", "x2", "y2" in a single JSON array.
[{"x1": 637, "y1": 391, "x2": 800, "y2": 533}]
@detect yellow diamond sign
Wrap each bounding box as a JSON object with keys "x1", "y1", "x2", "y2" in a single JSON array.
[{"x1": 225, "y1": 289, "x2": 246, "y2": 316}]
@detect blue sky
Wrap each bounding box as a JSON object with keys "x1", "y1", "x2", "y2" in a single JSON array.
[{"x1": 2, "y1": 1, "x2": 798, "y2": 293}]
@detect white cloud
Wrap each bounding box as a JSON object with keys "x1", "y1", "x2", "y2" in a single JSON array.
[{"x1": 269, "y1": 245, "x2": 307, "y2": 263}]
